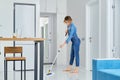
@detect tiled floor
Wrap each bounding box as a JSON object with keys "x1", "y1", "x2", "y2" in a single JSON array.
[
  {"x1": 0, "y1": 65, "x2": 92, "y2": 80},
  {"x1": 45, "y1": 65, "x2": 92, "y2": 80}
]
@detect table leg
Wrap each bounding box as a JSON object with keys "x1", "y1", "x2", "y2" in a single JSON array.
[
  {"x1": 40, "y1": 41, "x2": 44, "y2": 80},
  {"x1": 34, "y1": 42, "x2": 38, "y2": 80}
]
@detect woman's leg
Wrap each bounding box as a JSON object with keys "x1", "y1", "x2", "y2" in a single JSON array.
[
  {"x1": 75, "y1": 44, "x2": 80, "y2": 67},
  {"x1": 69, "y1": 46, "x2": 74, "y2": 65},
  {"x1": 72, "y1": 40, "x2": 80, "y2": 73}
]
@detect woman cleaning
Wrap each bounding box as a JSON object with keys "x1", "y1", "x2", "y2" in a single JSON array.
[{"x1": 60, "y1": 16, "x2": 81, "y2": 73}]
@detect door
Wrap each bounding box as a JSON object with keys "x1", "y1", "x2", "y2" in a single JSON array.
[
  {"x1": 14, "y1": 3, "x2": 36, "y2": 70},
  {"x1": 113, "y1": 0, "x2": 120, "y2": 58},
  {"x1": 40, "y1": 15, "x2": 53, "y2": 64},
  {"x1": 89, "y1": 1, "x2": 99, "y2": 70}
]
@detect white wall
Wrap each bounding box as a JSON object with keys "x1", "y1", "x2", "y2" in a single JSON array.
[
  {"x1": 56, "y1": 0, "x2": 67, "y2": 65},
  {"x1": 99, "y1": 0, "x2": 108, "y2": 58},
  {"x1": 40, "y1": 0, "x2": 56, "y2": 13},
  {"x1": 0, "y1": 0, "x2": 15, "y2": 71}
]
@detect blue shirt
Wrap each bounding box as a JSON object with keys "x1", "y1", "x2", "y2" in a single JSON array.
[{"x1": 66, "y1": 23, "x2": 79, "y2": 44}]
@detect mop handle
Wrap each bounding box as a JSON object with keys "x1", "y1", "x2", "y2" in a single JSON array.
[{"x1": 50, "y1": 48, "x2": 61, "y2": 71}]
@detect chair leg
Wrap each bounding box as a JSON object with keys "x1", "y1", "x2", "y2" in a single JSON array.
[
  {"x1": 24, "y1": 60, "x2": 26, "y2": 80},
  {"x1": 6, "y1": 61, "x2": 8, "y2": 80},
  {"x1": 13, "y1": 54, "x2": 15, "y2": 71},
  {"x1": 13, "y1": 61, "x2": 15, "y2": 71},
  {"x1": 4, "y1": 60, "x2": 6, "y2": 80},
  {"x1": 21, "y1": 61, "x2": 23, "y2": 80}
]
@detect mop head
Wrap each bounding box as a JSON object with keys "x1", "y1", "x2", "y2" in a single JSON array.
[
  {"x1": 46, "y1": 70, "x2": 52, "y2": 75},
  {"x1": 46, "y1": 70, "x2": 55, "y2": 77}
]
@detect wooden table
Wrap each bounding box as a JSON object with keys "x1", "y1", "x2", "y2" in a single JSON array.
[{"x1": 0, "y1": 38, "x2": 45, "y2": 80}]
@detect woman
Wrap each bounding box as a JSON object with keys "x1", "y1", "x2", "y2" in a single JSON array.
[{"x1": 60, "y1": 16, "x2": 81, "y2": 73}]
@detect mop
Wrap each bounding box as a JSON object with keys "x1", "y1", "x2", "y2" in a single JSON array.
[
  {"x1": 46, "y1": 33, "x2": 67, "y2": 76},
  {"x1": 46, "y1": 48, "x2": 62, "y2": 76}
]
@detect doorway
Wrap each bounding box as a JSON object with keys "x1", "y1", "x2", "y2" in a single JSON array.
[
  {"x1": 86, "y1": 0, "x2": 100, "y2": 70},
  {"x1": 40, "y1": 13, "x2": 57, "y2": 64},
  {"x1": 112, "y1": 0, "x2": 120, "y2": 58}
]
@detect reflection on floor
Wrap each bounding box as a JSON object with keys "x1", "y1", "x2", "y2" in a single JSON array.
[{"x1": 0, "y1": 65, "x2": 92, "y2": 80}]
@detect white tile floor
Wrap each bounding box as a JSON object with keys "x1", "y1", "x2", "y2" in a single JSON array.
[
  {"x1": 45, "y1": 65, "x2": 92, "y2": 80},
  {"x1": 0, "y1": 65, "x2": 92, "y2": 80}
]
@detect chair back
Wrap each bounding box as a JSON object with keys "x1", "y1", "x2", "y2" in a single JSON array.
[{"x1": 4, "y1": 47, "x2": 22, "y2": 54}]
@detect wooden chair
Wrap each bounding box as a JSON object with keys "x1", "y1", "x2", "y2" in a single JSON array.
[{"x1": 4, "y1": 47, "x2": 26, "y2": 80}]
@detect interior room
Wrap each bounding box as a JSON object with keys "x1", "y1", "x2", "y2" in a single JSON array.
[{"x1": 0, "y1": 0, "x2": 120, "y2": 80}]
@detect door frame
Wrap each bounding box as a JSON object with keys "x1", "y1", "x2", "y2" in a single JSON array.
[
  {"x1": 40, "y1": 13, "x2": 57, "y2": 63},
  {"x1": 85, "y1": 0, "x2": 100, "y2": 70},
  {"x1": 106, "y1": 0, "x2": 114, "y2": 58},
  {"x1": 107, "y1": 0, "x2": 120, "y2": 58}
]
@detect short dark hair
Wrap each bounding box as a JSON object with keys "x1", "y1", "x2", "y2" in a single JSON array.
[{"x1": 64, "y1": 16, "x2": 72, "y2": 22}]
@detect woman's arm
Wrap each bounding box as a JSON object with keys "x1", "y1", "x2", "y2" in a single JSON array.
[
  {"x1": 66, "y1": 26, "x2": 75, "y2": 44},
  {"x1": 60, "y1": 26, "x2": 75, "y2": 48}
]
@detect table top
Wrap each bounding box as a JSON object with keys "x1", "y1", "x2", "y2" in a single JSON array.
[{"x1": 0, "y1": 38, "x2": 45, "y2": 42}]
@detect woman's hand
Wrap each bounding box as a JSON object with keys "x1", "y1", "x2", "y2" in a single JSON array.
[
  {"x1": 60, "y1": 44, "x2": 64, "y2": 48},
  {"x1": 60, "y1": 42, "x2": 66, "y2": 48},
  {"x1": 65, "y1": 30, "x2": 68, "y2": 33}
]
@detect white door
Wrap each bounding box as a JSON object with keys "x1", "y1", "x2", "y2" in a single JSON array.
[
  {"x1": 113, "y1": 0, "x2": 120, "y2": 58},
  {"x1": 89, "y1": 1, "x2": 99, "y2": 70},
  {"x1": 40, "y1": 15, "x2": 54, "y2": 64}
]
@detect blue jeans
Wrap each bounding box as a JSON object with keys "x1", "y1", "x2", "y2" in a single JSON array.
[{"x1": 69, "y1": 38, "x2": 80, "y2": 67}]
